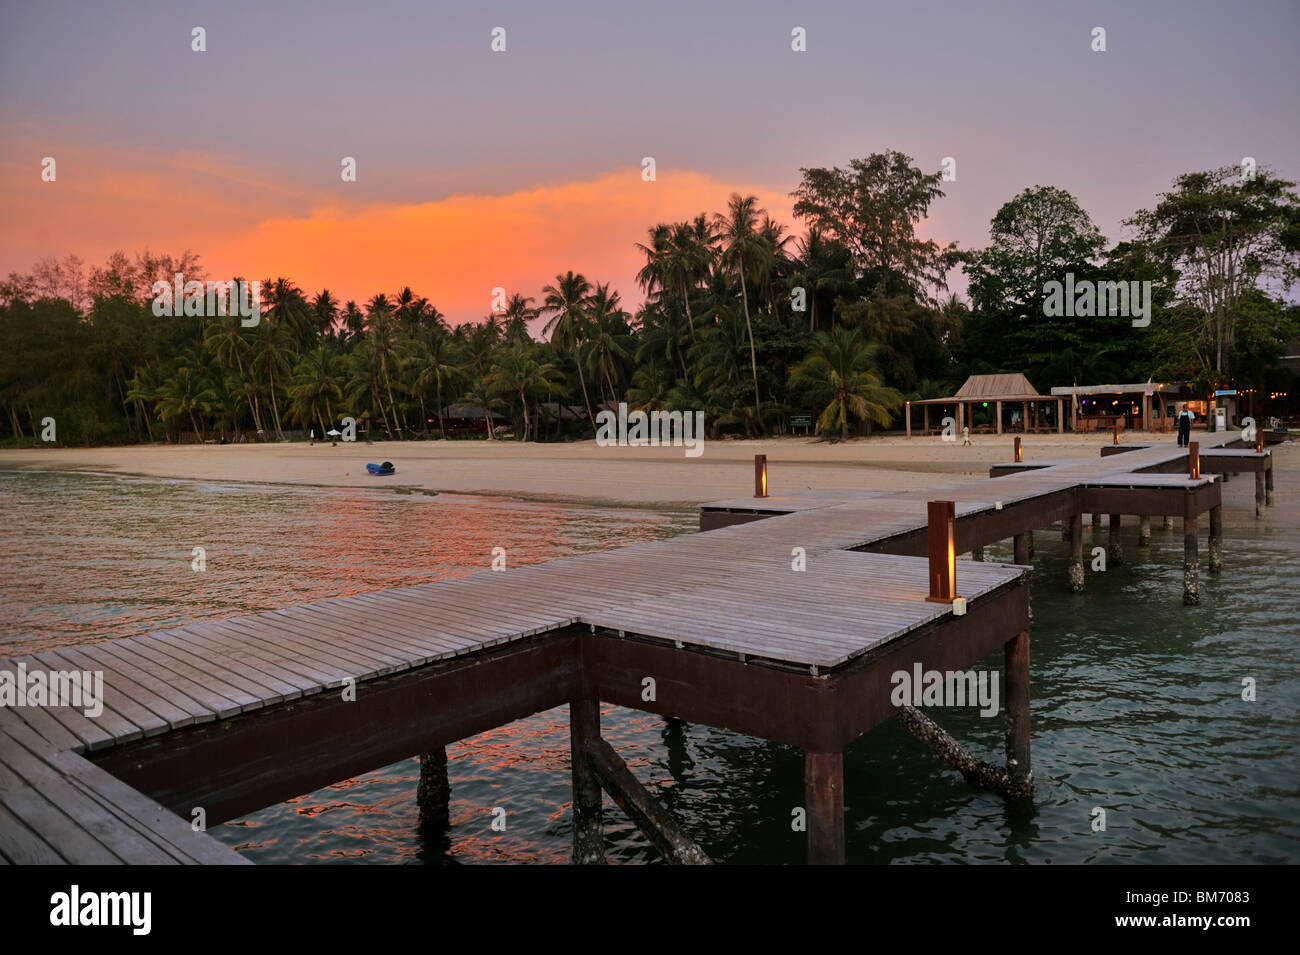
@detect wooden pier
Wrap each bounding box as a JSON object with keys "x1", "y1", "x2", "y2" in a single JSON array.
[{"x1": 0, "y1": 430, "x2": 1276, "y2": 864}]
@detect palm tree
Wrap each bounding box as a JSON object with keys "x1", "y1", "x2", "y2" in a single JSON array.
[
  {"x1": 248, "y1": 312, "x2": 295, "y2": 439},
  {"x1": 124, "y1": 362, "x2": 166, "y2": 442},
  {"x1": 636, "y1": 223, "x2": 674, "y2": 309},
  {"x1": 288, "y1": 346, "x2": 342, "y2": 435},
  {"x1": 788, "y1": 326, "x2": 904, "y2": 442},
  {"x1": 714, "y1": 194, "x2": 769, "y2": 428},
  {"x1": 263, "y1": 278, "x2": 316, "y2": 351},
  {"x1": 668, "y1": 216, "x2": 715, "y2": 340},
  {"x1": 364, "y1": 294, "x2": 406, "y2": 438},
  {"x1": 488, "y1": 342, "x2": 563, "y2": 441},
  {"x1": 204, "y1": 316, "x2": 263, "y2": 433},
  {"x1": 157, "y1": 365, "x2": 218, "y2": 441},
  {"x1": 344, "y1": 340, "x2": 391, "y2": 437},
  {"x1": 312, "y1": 289, "x2": 339, "y2": 343},
  {"x1": 341, "y1": 301, "x2": 366, "y2": 345},
  {"x1": 501, "y1": 293, "x2": 537, "y2": 344},
  {"x1": 793, "y1": 228, "x2": 855, "y2": 332},
  {"x1": 541, "y1": 271, "x2": 596, "y2": 429},
  {"x1": 406, "y1": 328, "x2": 463, "y2": 438},
  {"x1": 758, "y1": 214, "x2": 794, "y2": 313},
  {"x1": 584, "y1": 283, "x2": 631, "y2": 403},
  {"x1": 460, "y1": 377, "x2": 504, "y2": 440}
]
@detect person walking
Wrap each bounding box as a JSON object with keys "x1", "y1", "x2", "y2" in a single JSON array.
[
  {"x1": 1176, "y1": 405, "x2": 1193, "y2": 447},
  {"x1": 962, "y1": 424, "x2": 972, "y2": 447}
]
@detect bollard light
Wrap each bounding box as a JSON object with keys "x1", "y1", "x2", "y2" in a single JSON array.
[
  {"x1": 1112, "y1": 427, "x2": 1119, "y2": 446},
  {"x1": 1014, "y1": 436, "x2": 1022, "y2": 463},
  {"x1": 925, "y1": 500, "x2": 957, "y2": 604},
  {"x1": 1256, "y1": 432, "x2": 1264, "y2": 454},
  {"x1": 1188, "y1": 441, "x2": 1200, "y2": 480},
  {"x1": 754, "y1": 454, "x2": 768, "y2": 498}
]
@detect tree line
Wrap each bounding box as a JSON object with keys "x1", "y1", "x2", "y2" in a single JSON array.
[{"x1": 3, "y1": 151, "x2": 1297, "y2": 446}]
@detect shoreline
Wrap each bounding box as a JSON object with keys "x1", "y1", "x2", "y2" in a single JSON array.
[{"x1": 0, "y1": 433, "x2": 1192, "y2": 508}]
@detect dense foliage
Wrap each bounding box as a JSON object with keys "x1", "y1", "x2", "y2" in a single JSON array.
[{"x1": 3, "y1": 154, "x2": 1296, "y2": 446}]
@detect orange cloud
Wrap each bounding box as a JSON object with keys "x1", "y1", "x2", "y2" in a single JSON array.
[
  {"x1": 207, "y1": 169, "x2": 797, "y2": 321},
  {"x1": 0, "y1": 126, "x2": 797, "y2": 323}
]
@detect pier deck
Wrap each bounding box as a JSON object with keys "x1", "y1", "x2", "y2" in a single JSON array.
[{"x1": 0, "y1": 429, "x2": 1276, "y2": 864}]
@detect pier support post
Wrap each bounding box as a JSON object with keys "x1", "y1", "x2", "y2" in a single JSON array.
[
  {"x1": 1067, "y1": 514, "x2": 1085, "y2": 591},
  {"x1": 1091, "y1": 512, "x2": 1102, "y2": 533},
  {"x1": 1138, "y1": 516, "x2": 1151, "y2": 547},
  {"x1": 1004, "y1": 630, "x2": 1032, "y2": 793},
  {"x1": 1107, "y1": 514, "x2": 1123, "y2": 564},
  {"x1": 1163, "y1": 516, "x2": 1174, "y2": 531},
  {"x1": 1013, "y1": 532, "x2": 1029, "y2": 565},
  {"x1": 1026, "y1": 529, "x2": 1034, "y2": 559},
  {"x1": 971, "y1": 546, "x2": 985, "y2": 562},
  {"x1": 1183, "y1": 514, "x2": 1200, "y2": 606},
  {"x1": 1060, "y1": 520, "x2": 1070, "y2": 542},
  {"x1": 417, "y1": 747, "x2": 451, "y2": 833},
  {"x1": 804, "y1": 751, "x2": 845, "y2": 865},
  {"x1": 1266, "y1": 461, "x2": 1274, "y2": 505},
  {"x1": 569, "y1": 699, "x2": 606, "y2": 864},
  {"x1": 1256, "y1": 471, "x2": 1266, "y2": 518},
  {"x1": 1209, "y1": 505, "x2": 1223, "y2": 573}
]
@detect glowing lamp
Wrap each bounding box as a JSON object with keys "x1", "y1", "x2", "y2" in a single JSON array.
[
  {"x1": 925, "y1": 500, "x2": 957, "y2": 604},
  {"x1": 1014, "y1": 436, "x2": 1022, "y2": 463},
  {"x1": 1188, "y1": 441, "x2": 1200, "y2": 480},
  {"x1": 1256, "y1": 432, "x2": 1264, "y2": 454},
  {"x1": 754, "y1": 454, "x2": 768, "y2": 498}
]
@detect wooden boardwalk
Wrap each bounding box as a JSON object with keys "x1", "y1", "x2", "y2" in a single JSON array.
[{"x1": 0, "y1": 428, "x2": 1274, "y2": 864}]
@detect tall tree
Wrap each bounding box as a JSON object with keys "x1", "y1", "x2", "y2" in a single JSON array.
[
  {"x1": 788, "y1": 327, "x2": 903, "y2": 441},
  {"x1": 713, "y1": 194, "x2": 769, "y2": 429},
  {"x1": 1125, "y1": 164, "x2": 1300, "y2": 381},
  {"x1": 791, "y1": 151, "x2": 957, "y2": 300},
  {"x1": 541, "y1": 271, "x2": 597, "y2": 428}
]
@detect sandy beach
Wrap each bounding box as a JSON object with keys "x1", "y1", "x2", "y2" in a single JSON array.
[{"x1": 0, "y1": 432, "x2": 1223, "y2": 508}]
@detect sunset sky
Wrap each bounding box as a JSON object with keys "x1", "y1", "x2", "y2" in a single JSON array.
[{"x1": 2, "y1": 0, "x2": 1297, "y2": 325}]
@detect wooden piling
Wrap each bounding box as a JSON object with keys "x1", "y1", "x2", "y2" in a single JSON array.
[
  {"x1": 1266, "y1": 459, "x2": 1274, "y2": 504},
  {"x1": 1256, "y1": 471, "x2": 1266, "y2": 518},
  {"x1": 1004, "y1": 630, "x2": 1032, "y2": 793},
  {"x1": 1163, "y1": 516, "x2": 1175, "y2": 531},
  {"x1": 417, "y1": 746, "x2": 451, "y2": 833},
  {"x1": 972, "y1": 546, "x2": 985, "y2": 562},
  {"x1": 1014, "y1": 532, "x2": 1029, "y2": 565},
  {"x1": 1183, "y1": 513, "x2": 1200, "y2": 606},
  {"x1": 1068, "y1": 514, "x2": 1085, "y2": 591},
  {"x1": 1138, "y1": 515, "x2": 1151, "y2": 547},
  {"x1": 1209, "y1": 505, "x2": 1223, "y2": 573},
  {"x1": 894, "y1": 706, "x2": 1031, "y2": 799},
  {"x1": 584, "y1": 735, "x2": 711, "y2": 864},
  {"x1": 1107, "y1": 514, "x2": 1123, "y2": 564},
  {"x1": 569, "y1": 699, "x2": 606, "y2": 864},
  {"x1": 804, "y1": 751, "x2": 845, "y2": 865}
]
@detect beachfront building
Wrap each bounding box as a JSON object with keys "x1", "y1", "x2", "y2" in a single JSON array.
[
  {"x1": 905, "y1": 374, "x2": 1066, "y2": 437},
  {"x1": 1049, "y1": 382, "x2": 1188, "y2": 433}
]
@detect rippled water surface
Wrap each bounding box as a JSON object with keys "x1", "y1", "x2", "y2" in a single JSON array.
[{"x1": 2, "y1": 467, "x2": 1297, "y2": 864}]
